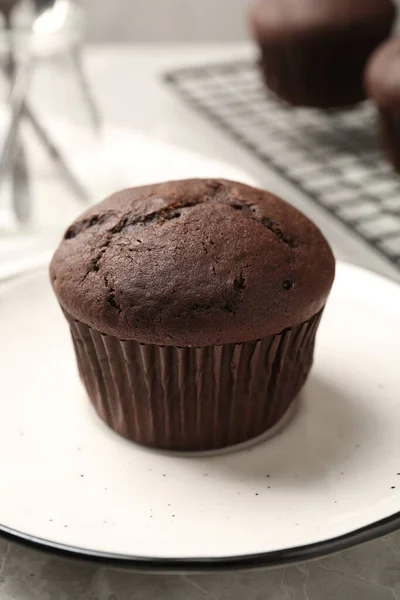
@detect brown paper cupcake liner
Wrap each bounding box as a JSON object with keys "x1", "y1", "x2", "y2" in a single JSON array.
[
  {"x1": 257, "y1": 30, "x2": 387, "y2": 108},
  {"x1": 67, "y1": 311, "x2": 322, "y2": 451}
]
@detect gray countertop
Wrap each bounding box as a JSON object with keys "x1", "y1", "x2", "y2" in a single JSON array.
[
  {"x1": 2, "y1": 532, "x2": 400, "y2": 599},
  {"x1": 2, "y1": 44, "x2": 400, "y2": 599}
]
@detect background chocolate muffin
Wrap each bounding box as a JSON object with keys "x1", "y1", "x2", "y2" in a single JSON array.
[
  {"x1": 365, "y1": 37, "x2": 400, "y2": 172},
  {"x1": 249, "y1": 0, "x2": 396, "y2": 109},
  {"x1": 51, "y1": 179, "x2": 335, "y2": 451}
]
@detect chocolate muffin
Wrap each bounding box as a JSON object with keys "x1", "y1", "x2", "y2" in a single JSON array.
[
  {"x1": 249, "y1": 0, "x2": 396, "y2": 108},
  {"x1": 365, "y1": 38, "x2": 400, "y2": 172},
  {"x1": 0, "y1": 0, "x2": 19, "y2": 15},
  {"x1": 50, "y1": 179, "x2": 335, "y2": 451}
]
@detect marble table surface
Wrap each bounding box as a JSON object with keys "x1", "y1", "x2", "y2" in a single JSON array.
[
  {"x1": 2, "y1": 532, "x2": 400, "y2": 599},
  {"x1": 1, "y1": 43, "x2": 400, "y2": 599}
]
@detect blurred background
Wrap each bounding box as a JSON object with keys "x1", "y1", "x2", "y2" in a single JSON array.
[
  {"x1": 79, "y1": 0, "x2": 250, "y2": 42},
  {"x1": 80, "y1": 0, "x2": 400, "y2": 42}
]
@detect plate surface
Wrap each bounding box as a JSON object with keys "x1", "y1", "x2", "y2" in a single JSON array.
[{"x1": 0, "y1": 263, "x2": 400, "y2": 569}]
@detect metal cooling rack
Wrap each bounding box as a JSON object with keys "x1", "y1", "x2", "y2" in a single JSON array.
[{"x1": 165, "y1": 60, "x2": 400, "y2": 270}]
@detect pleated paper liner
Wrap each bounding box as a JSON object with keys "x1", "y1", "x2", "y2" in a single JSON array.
[{"x1": 67, "y1": 310, "x2": 322, "y2": 451}]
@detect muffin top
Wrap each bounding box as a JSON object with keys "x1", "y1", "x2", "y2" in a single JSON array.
[
  {"x1": 50, "y1": 179, "x2": 335, "y2": 347},
  {"x1": 365, "y1": 38, "x2": 400, "y2": 108},
  {"x1": 249, "y1": 0, "x2": 396, "y2": 40}
]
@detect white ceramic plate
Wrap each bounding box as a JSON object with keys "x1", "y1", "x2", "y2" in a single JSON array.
[{"x1": 0, "y1": 262, "x2": 400, "y2": 570}]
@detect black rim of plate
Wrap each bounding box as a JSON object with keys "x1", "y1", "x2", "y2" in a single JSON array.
[
  {"x1": 1, "y1": 268, "x2": 400, "y2": 572},
  {"x1": 2, "y1": 513, "x2": 400, "y2": 572}
]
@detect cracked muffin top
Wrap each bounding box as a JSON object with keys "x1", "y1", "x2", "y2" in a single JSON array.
[{"x1": 50, "y1": 179, "x2": 335, "y2": 346}]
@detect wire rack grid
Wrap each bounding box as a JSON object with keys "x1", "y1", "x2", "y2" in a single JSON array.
[{"x1": 165, "y1": 60, "x2": 400, "y2": 270}]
